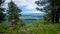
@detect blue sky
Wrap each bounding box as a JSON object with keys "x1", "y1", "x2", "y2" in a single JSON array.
[{"x1": 4, "y1": 0, "x2": 44, "y2": 15}]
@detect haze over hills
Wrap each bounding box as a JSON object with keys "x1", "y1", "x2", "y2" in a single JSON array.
[
  {"x1": 21, "y1": 13, "x2": 45, "y2": 16},
  {"x1": 20, "y1": 13, "x2": 45, "y2": 19}
]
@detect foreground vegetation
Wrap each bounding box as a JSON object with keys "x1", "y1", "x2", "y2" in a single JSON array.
[
  {"x1": 0, "y1": 0, "x2": 60, "y2": 34},
  {"x1": 0, "y1": 20, "x2": 60, "y2": 34}
]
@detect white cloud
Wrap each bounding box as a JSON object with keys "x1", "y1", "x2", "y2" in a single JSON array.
[
  {"x1": 5, "y1": 0, "x2": 37, "y2": 9},
  {"x1": 4, "y1": 0, "x2": 44, "y2": 14},
  {"x1": 5, "y1": 0, "x2": 11, "y2": 3},
  {"x1": 13, "y1": 0, "x2": 38, "y2": 10}
]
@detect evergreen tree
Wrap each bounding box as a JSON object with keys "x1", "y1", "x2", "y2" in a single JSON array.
[
  {"x1": 7, "y1": 1, "x2": 21, "y2": 22},
  {"x1": 0, "y1": 0, "x2": 5, "y2": 23},
  {"x1": 35, "y1": 0, "x2": 52, "y2": 23},
  {"x1": 54, "y1": 0, "x2": 60, "y2": 23},
  {"x1": 35, "y1": 0, "x2": 60, "y2": 23}
]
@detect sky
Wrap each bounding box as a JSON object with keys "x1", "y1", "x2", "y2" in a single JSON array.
[{"x1": 4, "y1": 0, "x2": 44, "y2": 15}]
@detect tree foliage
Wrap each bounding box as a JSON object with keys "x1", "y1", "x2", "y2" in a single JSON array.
[
  {"x1": 35, "y1": 0, "x2": 60, "y2": 23},
  {"x1": 7, "y1": 1, "x2": 22, "y2": 22},
  {"x1": 0, "y1": 0, "x2": 5, "y2": 23}
]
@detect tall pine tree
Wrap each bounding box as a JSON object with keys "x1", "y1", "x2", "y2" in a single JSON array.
[
  {"x1": 7, "y1": 0, "x2": 21, "y2": 22},
  {"x1": 0, "y1": 0, "x2": 5, "y2": 23},
  {"x1": 35, "y1": 0, "x2": 52, "y2": 23},
  {"x1": 35, "y1": 0, "x2": 60, "y2": 23}
]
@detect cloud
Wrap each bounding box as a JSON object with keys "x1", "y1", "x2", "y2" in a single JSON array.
[
  {"x1": 4, "y1": 0, "x2": 44, "y2": 14},
  {"x1": 12, "y1": 0, "x2": 38, "y2": 10},
  {"x1": 5, "y1": 0, "x2": 11, "y2": 3},
  {"x1": 5, "y1": 0, "x2": 37, "y2": 9}
]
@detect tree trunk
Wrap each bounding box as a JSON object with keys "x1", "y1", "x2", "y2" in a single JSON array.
[
  {"x1": 51, "y1": 9, "x2": 55, "y2": 23},
  {"x1": 55, "y1": 14, "x2": 59, "y2": 23},
  {"x1": 55, "y1": 7, "x2": 60, "y2": 23}
]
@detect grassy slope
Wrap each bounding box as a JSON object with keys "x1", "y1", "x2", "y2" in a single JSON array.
[
  {"x1": 0, "y1": 20, "x2": 60, "y2": 34},
  {"x1": 19, "y1": 20, "x2": 60, "y2": 34}
]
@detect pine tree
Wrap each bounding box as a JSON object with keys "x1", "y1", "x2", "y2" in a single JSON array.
[
  {"x1": 7, "y1": 1, "x2": 22, "y2": 22},
  {"x1": 35, "y1": 0, "x2": 60, "y2": 23},
  {"x1": 0, "y1": 0, "x2": 5, "y2": 23},
  {"x1": 35, "y1": 0, "x2": 52, "y2": 23}
]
